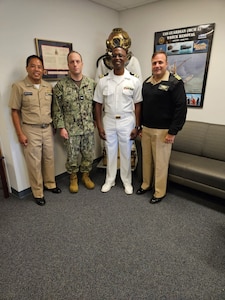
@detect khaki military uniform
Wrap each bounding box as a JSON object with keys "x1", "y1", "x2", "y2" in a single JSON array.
[
  {"x1": 9, "y1": 76, "x2": 57, "y2": 198},
  {"x1": 52, "y1": 75, "x2": 95, "y2": 174}
]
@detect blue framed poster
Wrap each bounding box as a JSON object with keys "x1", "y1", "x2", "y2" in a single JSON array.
[{"x1": 154, "y1": 23, "x2": 215, "y2": 108}]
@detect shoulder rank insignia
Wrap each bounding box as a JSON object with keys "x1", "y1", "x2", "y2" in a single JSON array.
[
  {"x1": 130, "y1": 72, "x2": 139, "y2": 78},
  {"x1": 173, "y1": 73, "x2": 182, "y2": 80},
  {"x1": 99, "y1": 73, "x2": 109, "y2": 79}
]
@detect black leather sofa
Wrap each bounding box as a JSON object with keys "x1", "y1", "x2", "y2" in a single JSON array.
[{"x1": 135, "y1": 121, "x2": 225, "y2": 199}]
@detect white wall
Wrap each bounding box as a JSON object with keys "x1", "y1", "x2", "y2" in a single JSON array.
[
  {"x1": 120, "y1": 0, "x2": 225, "y2": 124},
  {"x1": 1, "y1": 0, "x2": 225, "y2": 195},
  {"x1": 0, "y1": 0, "x2": 118, "y2": 193}
]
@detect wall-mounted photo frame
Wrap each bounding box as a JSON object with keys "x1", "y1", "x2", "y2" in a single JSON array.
[
  {"x1": 154, "y1": 23, "x2": 215, "y2": 108},
  {"x1": 35, "y1": 38, "x2": 73, "y2": 80}
]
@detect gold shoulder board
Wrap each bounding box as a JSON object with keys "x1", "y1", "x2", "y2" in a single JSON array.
[
  {"x1": 99, "y1": 73, "x2": 109, "y2": 78},
  {"x1": 130, "y1": 72, "x2": 139, "y2": 78},
  {"x1": 174, "y1": 73, "x2": 182, "y2": 80}
]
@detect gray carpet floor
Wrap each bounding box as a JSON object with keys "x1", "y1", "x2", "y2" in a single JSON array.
[{"x1": 0, "y1": 165, "x2": 225, "y2": 300}]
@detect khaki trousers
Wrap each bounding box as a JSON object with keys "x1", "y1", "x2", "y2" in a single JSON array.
[
  {"x1": 141, "y1": 127, "x2": 172, "y2": 198},
  {"x1": 22, "y1": 124, "x2": 56, "y2": 198}
]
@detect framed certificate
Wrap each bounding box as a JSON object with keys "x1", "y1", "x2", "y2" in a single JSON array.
[{"x1": 35, "y1": 38, "x2": 73, "y2": 80}]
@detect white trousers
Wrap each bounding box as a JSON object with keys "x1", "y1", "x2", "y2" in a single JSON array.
[{"x1": 103, "y1": 113, "x2": 134, "y2": 186}]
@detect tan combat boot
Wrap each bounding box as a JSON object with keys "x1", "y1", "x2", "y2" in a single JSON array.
[
  {"x1": 70, "y1": 173, "x2": 78, "y2": 193},
  {"x1": 82, "y1": 172, "x2": 95, "y2": 189}
]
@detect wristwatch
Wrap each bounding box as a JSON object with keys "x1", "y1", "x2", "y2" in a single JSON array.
[{"x1": 135, "y1": 126, "x2": 141, "y2": 131}]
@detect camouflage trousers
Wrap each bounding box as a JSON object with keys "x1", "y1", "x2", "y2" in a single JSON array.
[{"x1": 64, "y1": 133, "x2": 94, "y2": 174}]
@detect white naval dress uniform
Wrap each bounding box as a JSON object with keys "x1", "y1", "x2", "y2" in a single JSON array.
[{"x1": 94, "y1": 69, "x2": 142, "y2": 187}]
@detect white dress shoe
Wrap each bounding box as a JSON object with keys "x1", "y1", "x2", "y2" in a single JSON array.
[
  {"x1": 101, "y1": 182, "x2": 115, "y2": 193},
  {"x1": 124, "y1": 184, "x2": 133, "y2": 195}
]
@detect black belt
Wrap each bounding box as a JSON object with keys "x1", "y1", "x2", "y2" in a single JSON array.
[
  {"x1": 105, "y1": 113, "x2": 132, "y2": 119},
  {"x1": 23, "y1": 123, "x2": 50, "y2": 128}
]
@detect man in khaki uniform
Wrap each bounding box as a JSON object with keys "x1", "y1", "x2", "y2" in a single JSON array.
[{"x1": 9, "y1": 55, "x2": 61, "y2": 206}]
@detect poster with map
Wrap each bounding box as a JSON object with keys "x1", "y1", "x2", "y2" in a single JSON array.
[{"x1": 154, "y1": 23, "x2": 215, "y2": 108}]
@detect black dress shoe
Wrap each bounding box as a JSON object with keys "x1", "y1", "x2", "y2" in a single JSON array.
[
  {"x1": 136, "y1": 187, "x2": 151, "y2": 195},
  {"x1": 44, "y1": 186, "x2": 62, "y2": 193},
  {"x1": 149, "y1": 195, "x2": 165, "y2": 204},
  {"x1": 34, "y1": 197, "x2": 46, "y2": 206}
]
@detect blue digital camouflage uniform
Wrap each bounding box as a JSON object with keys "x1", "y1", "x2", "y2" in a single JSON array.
[{"x1": 52, "y1": 75, "x2": 95, "y2": 174}]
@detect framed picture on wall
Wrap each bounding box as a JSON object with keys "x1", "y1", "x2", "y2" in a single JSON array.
[
  {"x1": 35, "y1": 38, "x2": 73, "y2": 80},
  {"x1": 154, "y1": 23, "x2": 215, "y2": 108}
]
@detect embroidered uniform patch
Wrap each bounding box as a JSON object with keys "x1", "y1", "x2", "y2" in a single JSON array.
[
  {"x1": 124, "y1": 87, "x2": 134, "y2": 91},
  {"x1": 158, "y1": 84, "x2": 169, "y2": 91}
]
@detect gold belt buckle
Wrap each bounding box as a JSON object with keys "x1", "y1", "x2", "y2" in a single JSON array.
[{"x1": 115, "y1": 115, "x2": 121, "y2": 119}]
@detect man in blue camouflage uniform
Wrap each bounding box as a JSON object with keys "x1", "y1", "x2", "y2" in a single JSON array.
[{"x1": 53, "y1": 51, "x2": 95, "y2": 193}]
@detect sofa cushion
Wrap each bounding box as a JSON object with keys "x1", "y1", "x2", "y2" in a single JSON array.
[
  {"x1": 172, "y1": 121, "x2": 208, "y2": 156},
  {"x1": 169, "y1": 151, "x2": 225, "y2": 190},
  {"x1": 202, "y1": 124, "x2": 225, "y2": 161}
]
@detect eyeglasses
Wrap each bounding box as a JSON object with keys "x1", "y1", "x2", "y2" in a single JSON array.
[{"x1": 111, "y1": 54, "x2": 126, "y2": 58}]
